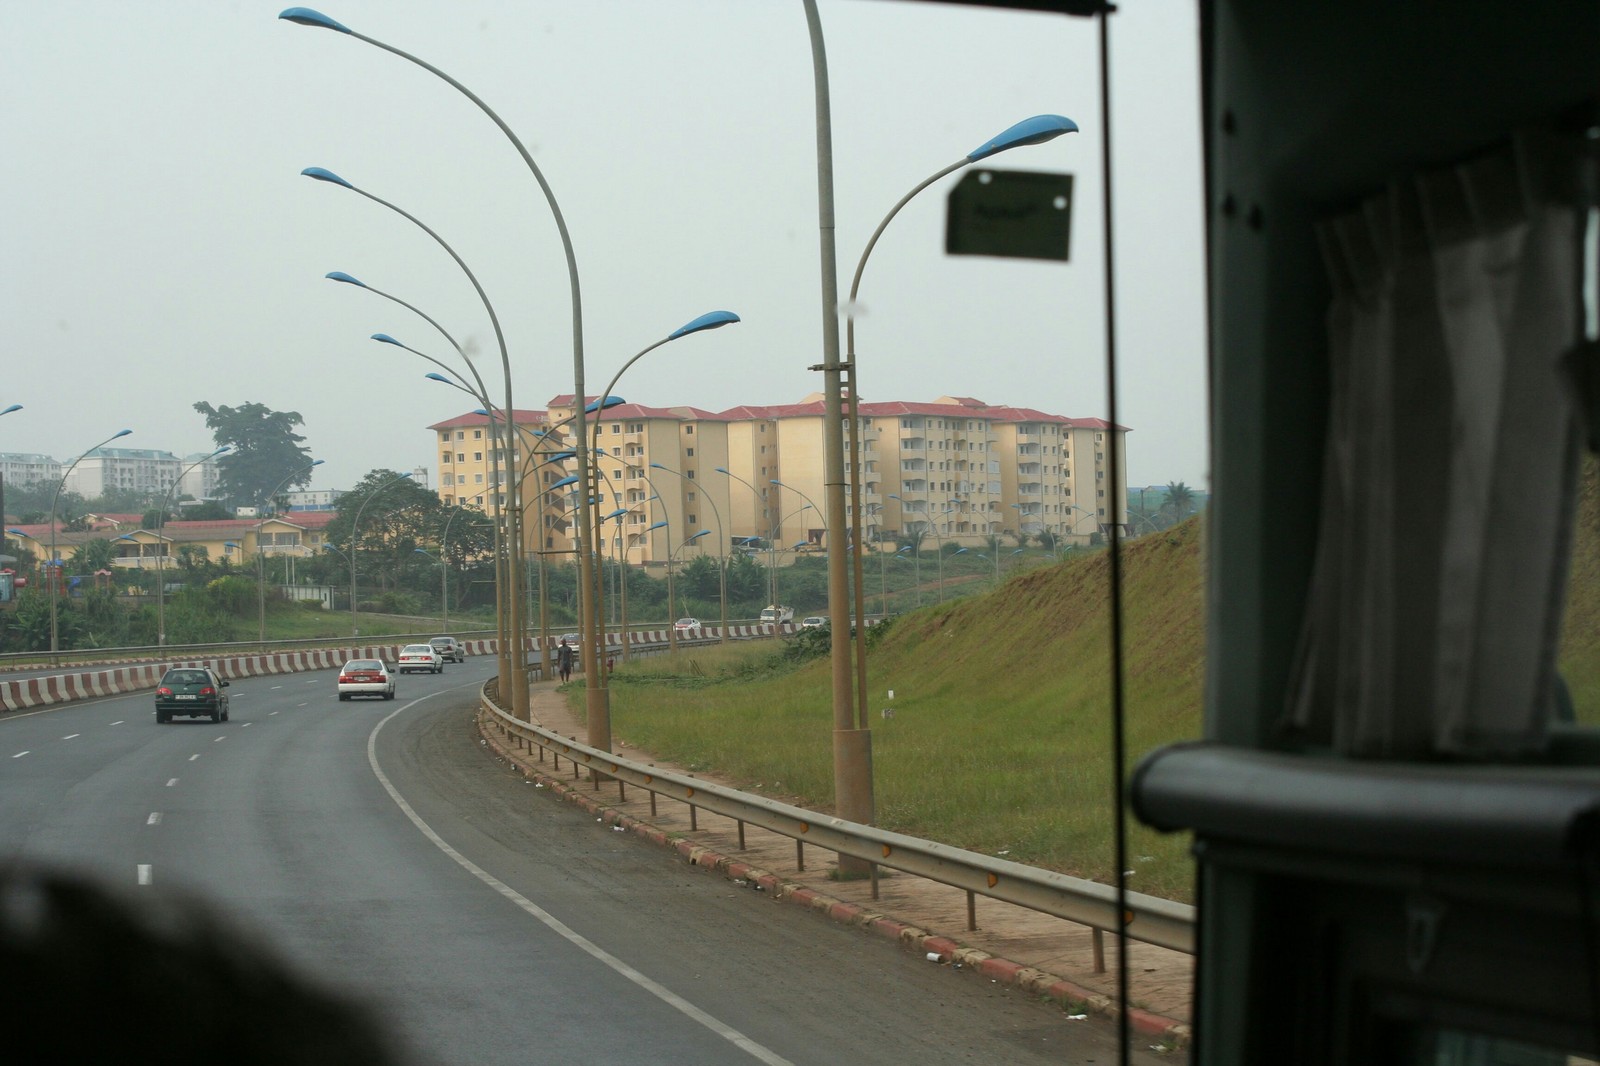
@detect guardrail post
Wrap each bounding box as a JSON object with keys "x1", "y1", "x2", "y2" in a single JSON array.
[
  {"x1": 1092, "y1": 927, "x2": 1106, "y2": 973},
  {"x1": 796, "y1": 839, "x2": 805, "y2": 872},
  {"x1": 966, "y1": 889, "x2": 977, "y2": 932},
  {"x1": 737, "y1": 820, "x2": 746, "y2": 850}
]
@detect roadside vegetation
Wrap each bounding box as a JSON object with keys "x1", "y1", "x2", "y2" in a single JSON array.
[
  {"x1": 578, "y1": 518, "x2": 1207, "y2": 903},
  {"x1": 580, "y1": 463, "x2": 1600, "y2": 906}
]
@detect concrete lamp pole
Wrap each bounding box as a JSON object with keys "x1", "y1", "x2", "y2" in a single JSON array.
[
  {"x1": 829, "y1": 110, "x2": 1081, "y2": 869},
  {"x1": 588, "y1": 310, "x2": 739, "y2": 663},
  {"x1": 301, "y1": 169, "x2": 528, "y2": 723},
  {"x1": 46, "y1": 429, "x2": 133, "y2": 656},
  {"x1": 651, "y1": 461, "x2": 730, "y2": 645},
  {"x1": 330, "y1": 272, "x2": 513, "y2": 701},
  {"x1": 348, "y1": 470, "x2": 414, "y2": 638},
  {"x1": 282, "y1": 5, "x2": 600, "y2": 749},
  {"x1": 257, "y1": 458, "x2": 324, "y2": 645}
]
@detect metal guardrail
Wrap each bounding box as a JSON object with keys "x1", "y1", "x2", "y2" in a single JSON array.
[{"x1": 480, "y1": 688, "x2": 1196, "y2": 958}]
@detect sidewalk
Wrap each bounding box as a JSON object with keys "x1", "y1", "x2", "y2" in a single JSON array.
[{"x1": 477, "y1": 678, "x2": 1194, "y2": 1046}]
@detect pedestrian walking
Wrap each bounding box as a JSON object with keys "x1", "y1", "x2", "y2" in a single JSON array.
[{"x1": 557, "y1": 639, "x2": 574, "y2": 683}]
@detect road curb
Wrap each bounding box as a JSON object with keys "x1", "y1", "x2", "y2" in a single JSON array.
[{"x1": 477, "y1": 710, "x2": 1189, "y2": 1049}]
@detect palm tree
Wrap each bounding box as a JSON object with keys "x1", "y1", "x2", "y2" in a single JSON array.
[{"x1": 1164, "y1": 481, "x2": 1197, "y2": 519}]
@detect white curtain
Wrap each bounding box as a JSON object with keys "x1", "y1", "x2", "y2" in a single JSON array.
[{"x1": 1287, "y1": 130, "x2": 1589, "y2": 759}]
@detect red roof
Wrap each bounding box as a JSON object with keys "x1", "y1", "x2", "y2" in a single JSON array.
[{"x1": 428, "y1": 409, "x2": 550, "y2": 431}]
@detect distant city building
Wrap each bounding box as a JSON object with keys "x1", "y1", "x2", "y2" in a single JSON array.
[
  {"x1": 61, "y1": 447, "x2": 225, "y2": 501},
  {"x1": 428, "y1": 393, "x2": 1129, "y2": 570},
  {"x1": 0, "y1": 452, "x2": 63, "y2": 489},
  {"x1": 280, "y1": 488, "x2": 345, "y2": 511}
]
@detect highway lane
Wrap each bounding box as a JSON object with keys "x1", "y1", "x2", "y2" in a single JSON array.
[{"x1": 1, "y1": 659, "x2": 1171, "y2": 1065}]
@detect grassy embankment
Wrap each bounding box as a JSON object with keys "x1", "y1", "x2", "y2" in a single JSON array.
[
  {"x1": 579, "y1": 518, "x2": 1206, "y2": 903},
  {"x1": 578, "y1": 460, "x2": 1600, "y2": 907}
]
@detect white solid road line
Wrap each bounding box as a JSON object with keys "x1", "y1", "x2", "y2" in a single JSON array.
[
  {"x1": 137, "y1": 865, "x2": 152, "y2": 885},
  {"x1": 366, "y1": 691, "x2": 793, "y2": 1066}
]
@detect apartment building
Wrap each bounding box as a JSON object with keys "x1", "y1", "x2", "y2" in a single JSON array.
[
  {"x1": 60, "y1": 448, "x2": 225, "y2": 501},
  {"x1": 429, "y1": 393, "x2": 1128, "y2": 568},
  {"x1": 0, "y1": 453, "x2": 62, "y2": 490}
]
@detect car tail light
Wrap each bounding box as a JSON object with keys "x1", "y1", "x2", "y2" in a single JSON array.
[
  {"x1": 199, "y1": 687, "x2": 215, "y2": 696},
  {"x1": 157, "y1": 687, "x2": 172, "y2": 696}
]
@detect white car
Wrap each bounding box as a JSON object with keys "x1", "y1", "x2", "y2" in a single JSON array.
[
  {"x1": 337, "y1": 659, "x2": 396, "y2": 701},
  {"x1": 397, "y1": 644, "x2": 444, "y2": 674},
  {"x1": 799, "y1": 616, "x2": 828, "y2": 630},
  {"x1": 673, "y1": 618, "x2": 702, "y2": 634}
]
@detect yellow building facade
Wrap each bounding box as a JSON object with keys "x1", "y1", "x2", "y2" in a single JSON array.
[{"x1": 428, "y1": 394, "x2": 1129, "y2": 569}]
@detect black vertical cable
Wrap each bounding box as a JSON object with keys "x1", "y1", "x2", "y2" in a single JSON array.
[{"x1": 1097, "y1": 7, "x2": 1132, "y2": 1064}]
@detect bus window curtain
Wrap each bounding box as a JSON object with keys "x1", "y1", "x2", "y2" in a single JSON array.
[{"x1": 1286, "y1": 130, "x2": 1588, "y2": 760}]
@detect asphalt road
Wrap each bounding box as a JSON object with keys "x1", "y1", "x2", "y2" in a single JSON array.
[{"x1": 0, "y1": 659, "x2": 1174, "y2": 1065}]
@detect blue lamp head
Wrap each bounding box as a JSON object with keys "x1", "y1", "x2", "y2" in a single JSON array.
[
  {"x1": 646, "y1": 521, "x2": 667, "y2": 532},
  {"x1": 547, "y1": 451, "x2": 576, "y2": 463},
  {"x1": 301, "y1": 166, "x2": 354, "y2": 189},
  {"x1": 688, "y1": 529, "x2": 711, "y2": 541},
  {"x1": 112, "y1": 429, "x2": 132, "y2": 440},
  {"x1": 966, "y1": 114, "x2": 1079, "y2": 162},
  {"x1": 425, "y1": 372, "x2": 450, "y2": 383},
  {"x1": 278, "y1": 7, "x2": 353, "y2": 33},
  {"x1": 667, "y1": 310, "x2": 741, "y2": 340},
  {"x1": 0, "y1": 404, "x2": 21, "y2": 416},
  {"x1": 325, "y1": 271, "x2": 366, "y2": 287},
  {"x1": 650, "y1": 463, "x2": 666, "y2": 471},
  {"x1": 550, "y1": 475, "x2": 580, "y2": 490},
  {"x1": 372, "y1": 333, "x2": 403, "y2": 347},
  {"x1": 584, "y1": 395, "x2": 625, "y2": 413}
]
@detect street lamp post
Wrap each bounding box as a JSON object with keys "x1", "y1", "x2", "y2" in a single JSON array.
[
  {"x1": 155, "y1": 445, "x2": 232, "y2": 646},
  {"x1": 348, "y1": 470, "x2": 414, "y2": 638},
  {"x1": 46, "y1": 430, "x2": 132, "y2": 655},
  {"x1": 257, "y1": 458, "x2": 324, "y2": 645},
  {"x1": 282, "y1": 6, "x2": 606, "y2": 753},
  {"x1": 716, "y1": 467, "x2": 779, "y2": 606},
  {"x1": 414, "y1": 548, "x2": 446, "y2": 630},
  {"x1": 651, "y1": 462, "x2": 728, "y2": 644},
  {"x1": 331, "y1": 273, "x2": 514, "y2": 702},
  {"x1": 303, "y1": 170, "x2": 529, "y2": 723}
]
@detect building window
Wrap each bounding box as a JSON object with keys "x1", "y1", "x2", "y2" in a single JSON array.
[
  {"x1": 474, "y1": 474, "x2": 484, "y2": 484},
  {"x1": 474, "y1": 452, "x2": 483, "y2": 462},
  {"x1": 457, "y1": 453, "x2": 466, "y2": 463},
  {"x1": 688, "y1": 514, "x2": 697, "y2": 524},
  {"x1": 685, "y1": 425, "x2": 694, "y2": 435},
  {"x1": 456, "y1": 431, "x2": 465, "y2": 441},
  {"x1": 473, "y1": 429, "x2": 482, "y2": 440},
  {"x1": 441, "y1": 453, "x2": 452, "y2": 464},
  {"x1": 686, "y1": 448, "x2": 695, "y2": 457},
  {"x1": 686, "y1": 469, "x2": 695, "y2": 479}
]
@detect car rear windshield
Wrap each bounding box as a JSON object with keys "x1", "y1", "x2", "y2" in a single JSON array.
[
  {"x1": 163, "y1": 670, "x2": 208, "y2": 685},
  {"x1": 403, "y1": 645, "x2": 433, "y2": 653},
  {"x1": 346, "y1": 660, "x2": 382, "y2": 672}
]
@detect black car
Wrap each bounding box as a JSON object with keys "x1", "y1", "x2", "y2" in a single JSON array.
[{"x1": 155, "y1": 667, "x2": 230, "y2": 724}]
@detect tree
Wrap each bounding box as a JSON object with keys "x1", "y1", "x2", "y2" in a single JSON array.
[
  {"x1": 323, "y1": 470, "x2": 446, "y2": 598},
  {"x1": 70, "y1": 538, "x2": 116, "y2": 574},
  {"x1": 193, "y1": 401, "x2": 315, "y2": 508},
  {"x1": 1164, "y1": 481, "x2": 1197, "y2": 518}
]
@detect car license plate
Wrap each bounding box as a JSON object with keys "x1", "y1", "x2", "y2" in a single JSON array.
[{"x1": 176, "y1": 694, "x2": 196, "y2": 700}]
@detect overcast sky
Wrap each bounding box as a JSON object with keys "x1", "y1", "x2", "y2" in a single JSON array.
[{"x1": 2, "y1": 0, "x2": 1207, "y2": 496}]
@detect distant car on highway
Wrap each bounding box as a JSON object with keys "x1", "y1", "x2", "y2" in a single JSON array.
[
  {"x1": 673, "y1": 618, "x2": 702, "y2": 635},
  {"x1": 338, "y1": 659, "x2": 396, "y2": 701},
  {"x1": 155, "y1": 667, "x2": 230, "y2": 724},
  {"x1": 799, "y1": 616, "x2": 828, "y2": 630},
  {"x1": 397, "y1": 644, "x2": 444, "y2": 674},
  {"x1": 428, "y1": 636, "x2": 465, "y2": 663}
]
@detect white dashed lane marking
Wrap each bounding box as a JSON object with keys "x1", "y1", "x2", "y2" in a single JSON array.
[
  {"x1": 110, "y1": 720, "x2": 125, "y2": 726},
  {"x1": 214, "y1": 736, "x2": 226, "y2": 743},
  {"x1": 137, "y1": 865, "x2": 152, "y2": 885},
  {"x1": 189, "y1": 755, "x2": 200, "y2": 761},
  {"x1": 165, "y1": 778, "x2": 178, "y2": 787},
  {"x1": 12, "y1": 752, "x2": 29, "y2": 759},
  {"x1": 147, "y1": 813, "x2": 162, "y2": 825}
]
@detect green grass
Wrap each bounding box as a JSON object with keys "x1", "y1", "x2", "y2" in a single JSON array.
[
  {"x1": 583, "y1": 469, "x2": 1600, "y2": 905},
  {"x1": 581, "y1": 520, "x2": 1207, "y2": 903}
]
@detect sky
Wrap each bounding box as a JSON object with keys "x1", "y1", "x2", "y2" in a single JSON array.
[{"x1": 1, "y1": 0, "x2": 1208, "y2": 496}]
